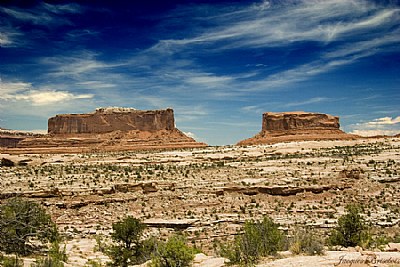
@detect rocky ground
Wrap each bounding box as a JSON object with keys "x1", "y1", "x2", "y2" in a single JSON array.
[{"x1": 1, "y1": 137, "x2": 400, "y2": 266}]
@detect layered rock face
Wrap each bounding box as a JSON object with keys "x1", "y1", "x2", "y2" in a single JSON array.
[
  {"x1": 0, "y1": 137, "x2": 24, "y2": 148},
  {"x1": 8, "y1": 108, "x2": 206, "y2": 153},
  {"x1": 238, "y1": 111, "x2": 357, "y2": 145},
  {"x1": 262, "y1": 112, "x2": 340, "y2": 132},
  {"x1": 48, "y1": 107, "x2": 175, "y2": 134},
  {"x1": 0, "y1": 129, "x2": 43, "y2": 148}
]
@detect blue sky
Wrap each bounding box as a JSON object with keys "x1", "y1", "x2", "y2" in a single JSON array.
[{"x1": 0, "y1": 0, "x2": 399, "y2": 145}]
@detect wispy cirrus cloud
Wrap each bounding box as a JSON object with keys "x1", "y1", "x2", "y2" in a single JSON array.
[
  {"x1": 185, "y1": 74, "x2": 233, "y2": 87},
  {"x1": 158, "y1": 0, "x2": 399, "y2": 49},
  {"x1": 284, "y1": 97, "x2": 330, "y2": 108},
  {"x1": 0, "y1": 26, "x2": 22, "y2": 47},
  {"x1": 41, "y1": 51, "x2": 124, "y2": 77},
  {"x1": 240, "y1": 97, "x2": 331, "y2": 115},
  {"x1": 0, "y1": 32, "x2": 12, "y2": 46},
  {"x1": 76, "y1": 81, "x2": 116, "y2": 89},
  {"x1": 324, "y1": 30, "x2": 400, "y2": 59},
  {"x1": 41, "y1": 3, "x2": 82, "y2": 14},
  {"x1": 143, "y1": 0, "x2": 400, "y2": 92},
  {"x1": 0, "y1": 3, "x2": 82, "y2": 26},
  {"x1": 0, "y1": 3, "x2": 83, "y2": 48},
  {"x1": 241, "y1": 105, "x2": 265, "y2": 114}
]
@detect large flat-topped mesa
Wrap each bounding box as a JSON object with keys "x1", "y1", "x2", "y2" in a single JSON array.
[
  {"x1": 4, "y1": 107, "x2": 207, "y2": 153},
  {"x1": 238, "y1": 111, "x2": 357, "y2": 145},
  {"x1": 48, "y1": 108, "x2": 175, "y2": 134}
]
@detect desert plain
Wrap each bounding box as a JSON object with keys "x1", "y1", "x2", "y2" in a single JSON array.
[{"x1": 1, "y1": 137, "x2": 400, "y2": 266}]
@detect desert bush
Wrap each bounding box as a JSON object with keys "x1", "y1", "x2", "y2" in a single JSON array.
[
  {"x1": 85, "y1": 258, "x2": 104, "y2": 267},
  {"x1": 33, "y1": 240, "x2": 68, "y2": 267},
  {"x1": 328, "y1": 204, "x2": 371, "y2": 248},
  {"x1": 94, "y1": 235, "x2": 107, "y2": 253},
  {"x1": 0, "y1": 198, "x2": 59, "y2": 256},
  {"x1": 0, "y1": 254, "x2": 23, "y2": 267},
  {"x1": 219, "y1": 216, "x2": 283, "y2": 266},
  {"x1": 32, "y1": 257, "x2": 64, "y2": 267},
  {"x1": 289, "y1": 228, "x2": 324, "y2": 255},
  {"x1": 106, "y1": 216, "x2": 155, "y2": 267},
  {"x1": 151, "y1": 234, "x2": 196, "y2": 267},
  {"x1": 371, "y1": 234, "x2": 390, "y2": 250},
  {"x1": 1, "y1": 157, "x2": 15, "y2": 167}
]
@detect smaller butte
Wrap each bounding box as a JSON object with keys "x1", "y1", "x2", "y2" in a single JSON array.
[{"x1": 237, "y1": 111, "x2": 358, "y2": 145}]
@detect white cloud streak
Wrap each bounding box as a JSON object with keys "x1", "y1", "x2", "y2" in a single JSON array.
[
  {"x1": 136, "y1": 0, "x2": 400, "y2": 94},
  {"x1": 284, "y1": 97, "x2": 330, "y2": 108},
  {"x1": 0, "y1": 3, "x2": 83, "y2": 47},
  {"x1": 0, "y1": 79, "x2": 31, "y2": 94},
  {"x1": 366, "y1": 116, "x2": 400, "y2": 125},
  {"x1": 349, "y1": 116, "x2": 400, "y2": 136},
  {"x1": 76, "y1": 81, "x2": 116, "y2": 89},
  {"x1": 160, "y1": 0, "x2": 399, "y2": 49},
  {"x1": 0, "y1": 80, "x2": 93, "y2": 106},
  {"x1": 0, "y1": 3, "x2": 82, "y2": 26},
  {"x1": 42, "y1": 51, "x2": 125, "y2": 77},
  {"x1": 13, "y1": 90, "x2": 93, "y2": 106},
  {"x1": 350, "y1": 129, "x2": 399, "y2": 137},
  {"x1": 41, "y1": 3, "x2": 82, "y2": 14},
  {"x1": 0, "y1": 32, "x2": 12, "y2": 46},
  {"x1": 0, "y1": 26, "x2": 22, "y2": 47}
]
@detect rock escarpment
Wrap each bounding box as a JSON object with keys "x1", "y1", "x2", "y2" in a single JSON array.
[
  {"x1": 0, "y1": 129, "x2": 43, "y2": 148},
  {"x1": 48, "y1": 107, "x2": 175, "y2": 134},
  {"x1": 262, "y1": 112, "x2": 340, "y2": 132},
  {"x1": 238, "y1": 111, "x2": 357, "y2": 145},
  {"x1": 7, "y1": 108, "x2": 206, "y2": 153}
]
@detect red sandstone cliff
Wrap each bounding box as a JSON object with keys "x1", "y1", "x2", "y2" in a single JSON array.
[
  {"x1": 7, "y1": 108, "x2": 206, "y2": 153},
  {"x1": 262, "y1": 112, "x2": 340, "y2": 131},
  {"x1": 238, "y1": 111, "x2": 357, "y2": 145},
  {"x1": 48, "y1": 107, "x2": 175, "y2": 134}
]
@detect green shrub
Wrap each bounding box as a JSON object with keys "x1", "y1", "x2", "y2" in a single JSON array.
[
  {"x1": 289, "y1": 228, "x2": 324, "y2": 255},
  {"x1": 141, "y1": 236, "x2": 159, "y2": 262},
  {"x1": 32, "y1": 257, "x2": 64, "y2": 267},
  {"x1": 32, "y1": 241, "x2": 67, "y2": 267},
  {"x1": 151, "y1": 235, "x2": 195, "y2": 267},
  {"x1": 106, "y1": 216, "x2": 155, "y2": 267},
  {"x1": 85, "y1": 258, "x2": 104, "y2": 267},
  {"x1": 328, "y1": 204, "x2": 371, "y2": 248},
  {"x1": 219, "y1": 216, "x2": 283, "y2": 266},
  {"x1": 371, "y1": 234, "x2": 389, "y2": 250},
  {"x1": 0, "y1": 198, "x2": 59, "y2": 256},
  {"x1": 0, "y1": 254, "x2": 23, "y2": 267}
]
